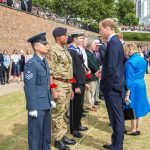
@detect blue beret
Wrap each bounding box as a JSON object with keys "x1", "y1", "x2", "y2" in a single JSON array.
[
  {"x1": 53, "y1": 27, "x2": 67, "y2": 37},
  {"x1": 27, "y1": 32, "x2": 48, "y2": 45}
]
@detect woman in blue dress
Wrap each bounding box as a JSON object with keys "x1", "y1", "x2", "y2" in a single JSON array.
[{"x1": 124, "y1": 42, "x2": 150, "y2": 136}]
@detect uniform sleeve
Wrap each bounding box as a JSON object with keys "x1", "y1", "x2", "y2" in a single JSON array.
[
  {"x1": 47, "y1": 49, "x2": 57, "y2": 75},
  {"x1": 87, "y1": 54, "x2": 99, "y2": 73},
  {"x1": 24, "y1": 61, "x2": 37, "y2": 111},
  {"x1": 69, "y1": 51, "x2": 79, "y2": 89},
  {"x1": 124, "y1": 62, "x2": 134, "y2": 90}
]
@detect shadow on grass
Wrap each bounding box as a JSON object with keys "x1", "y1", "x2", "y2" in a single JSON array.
[
  {"x1": 79, "y1": 134, "x2": 106, "y2": 150},
  {"x1": 83, "y1": 113, "x2": 111, "y2": 133},
  {"x1": 0, "y1": 123, "x2": 28, "y2": 150}
]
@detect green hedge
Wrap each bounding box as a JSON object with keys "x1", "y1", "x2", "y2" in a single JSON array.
[{"x1": 122, "y1": 32, "x2": 150, "y2": 41}]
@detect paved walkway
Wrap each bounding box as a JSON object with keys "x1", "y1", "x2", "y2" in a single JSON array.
[{"x1": 0, "y1": 81, "x2": 24, "y2": 96}]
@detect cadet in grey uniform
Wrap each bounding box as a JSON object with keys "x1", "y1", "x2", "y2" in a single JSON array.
[{"x1": 24, "y1": 32, "x2": 52, "y2": 150}]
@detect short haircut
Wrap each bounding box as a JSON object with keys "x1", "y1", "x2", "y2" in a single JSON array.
[
  {"x1": 3, "y1": 50, "x2": 8, "y2": 54},
  {"x1": 87, "y1": 38, "x2": 95, "y2": 49},
  {"x1": 13, "y1": 49, "x2": 17, "y2": 54},
  {"x1": 99, "y1": 18, "x2": 116, "y2": 30},
  {"x1": 31, "y1": 43, "x2": 36, "y2": 51},
  {"x1": 123, "y1": 42, "x2": 138, "y2": 54}
]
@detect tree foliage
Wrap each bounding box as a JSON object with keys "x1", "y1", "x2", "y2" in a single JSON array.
[
  {"x1": 51, "y1": 0, "x2": 115, "y2": 21},
  {"x1": 123, "y1": 13, "x2": 139, "y2": 26},
  {"x1": 32, "y1": 0, "x2": 139, "y2": 26},
  {"x1": 115, "y1": 0, "x2": 138, "y2": 25}
]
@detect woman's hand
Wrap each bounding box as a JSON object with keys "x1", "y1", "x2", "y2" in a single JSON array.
[{"x1": 124, "y1": 95, "x2": 131, "y2": 104}]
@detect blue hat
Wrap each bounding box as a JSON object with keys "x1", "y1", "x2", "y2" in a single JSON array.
[
  {"x1": 27, "y1": 32, "x2": 48, "y2": 45},
  {"x1": 71, "y1": 31, "x2": 84, "y2": 37},
  {"x1": 53, "y1": 27, "x2": 67, "y2": 37}
]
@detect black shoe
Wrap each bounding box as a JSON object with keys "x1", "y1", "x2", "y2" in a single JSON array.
[
  {"x1": 126, "y1": 131, "x2": 138, "y2": 136},
  {"x1": 99, "y1": 96, "x2": 105, "y2": 100},
  {"x1": 78, "y1": 125, "x2": 88, "y2": 131},
  {"x1": 136, "y1": 131, "x2": 141, "y2": 135},
  {"x1": 94, "y1": 101, "x2": 99, "y2": 105},
  {"x1": 103, "y1": 144, "x2": 111, "y2": 149},
  {"x1": 82, "y1": 109, "x2": 89, "y2": 113},
  {"x1": 54, "y1": 140, "x2": 70, "y2": 150},
  {"x1": 81, "y1": 114, "x2": 86, "y2": 117},
  {"x1": 71, "y1": 130, "x2": 83, "y2": 138},
  {"x1": 62, "y1": 136, "x2": 76, "y2": 145}
]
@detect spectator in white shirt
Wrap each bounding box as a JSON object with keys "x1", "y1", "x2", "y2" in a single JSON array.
[{"x1": 11, "y1": 50, "x2": 21, "y2": 82}]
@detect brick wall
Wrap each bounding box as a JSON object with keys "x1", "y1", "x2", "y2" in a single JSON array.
[{"x1": 0, "y1": 5, "x2": 98, "y2": 54}]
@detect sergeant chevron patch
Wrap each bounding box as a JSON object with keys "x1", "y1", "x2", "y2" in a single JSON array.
[{"x1": 25, "y1": 72, "x2": 33, "y2": 80}]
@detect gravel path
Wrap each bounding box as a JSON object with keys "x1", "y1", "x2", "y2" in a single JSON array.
[{"x1": 0, "y1": 82, "x2": 24, "y2": 96}]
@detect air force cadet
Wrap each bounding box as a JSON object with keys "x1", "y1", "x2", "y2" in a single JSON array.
[{"x1": 24, "y1": 32, "x2": 52, "y2": 150}]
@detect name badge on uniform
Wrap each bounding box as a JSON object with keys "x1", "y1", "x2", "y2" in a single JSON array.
[{"x1": 25, "y1": 71, "x2": 33, "y2": 80}]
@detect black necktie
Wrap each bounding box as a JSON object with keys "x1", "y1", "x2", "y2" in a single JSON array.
[{"x1": 43, "y1": 58, "x2": 46, "y2": 67}]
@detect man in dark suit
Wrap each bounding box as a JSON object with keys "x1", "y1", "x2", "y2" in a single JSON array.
[
  {"x1": 0, "y1": 49, "x2": 4, "y2": 85},
  {"x1": 24, "y1": 32, "x2": 52, "y2": 150},
  {"x1": 99, "y1": 18, "x2": 125, "y2": 150},
  {"x1": 143, "y1": 46, "x2": 149, "y2": 74}
]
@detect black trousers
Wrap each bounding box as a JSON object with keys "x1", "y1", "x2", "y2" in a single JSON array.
[
  {"x1": 70, "y1": 84, "x2": 85, "y2": 132},
  {"x1": 146, "y1": 60, "x2": 149, "y2": 73},
  {"x1": 103, "y1": 89, "x2": 124, "y2": 150},
  {"x1": 4, "y1": 66, "x2": 10, "y2": 83},
  {"x1": 0, "y1": 64, "x2": 5, "y2": 84}
]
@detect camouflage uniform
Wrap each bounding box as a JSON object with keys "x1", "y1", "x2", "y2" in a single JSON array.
[{"x1": 47, "y1": 43, "x2": 73, "y2": 141}]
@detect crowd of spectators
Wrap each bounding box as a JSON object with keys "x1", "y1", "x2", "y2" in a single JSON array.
[
  {"x1": 0, "y1": 48, "x2": 32, "y2": 84},
  {"x1": 1, "y1": 0, "x2": 150, "y2": 32},
  {"x1": 121, "y1": 25, "x2": 150, "y2": 32},
  {"x1": 0, "y1": 0, "x2": 83, "y2": 28}
]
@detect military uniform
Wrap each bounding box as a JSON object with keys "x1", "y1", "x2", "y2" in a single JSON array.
[
  {"x1": 47, "y1": 43, "x2": 73, "y2": 141},
  {"x1": 24, "y1": 33, "x2": 52, "y2": 150}
]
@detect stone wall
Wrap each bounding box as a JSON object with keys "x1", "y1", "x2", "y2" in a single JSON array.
[{"x1": 0, "y1": 5, "x2": 98, "y2": 53}]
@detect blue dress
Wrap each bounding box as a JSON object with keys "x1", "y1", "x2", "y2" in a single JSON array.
[{"x1": 124, "y1": 53, "x2": 150, "y2": 118}]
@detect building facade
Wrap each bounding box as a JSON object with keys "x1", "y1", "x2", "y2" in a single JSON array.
[{"x1": 136, "y1": 0, "x2": 150, "y2": 25}]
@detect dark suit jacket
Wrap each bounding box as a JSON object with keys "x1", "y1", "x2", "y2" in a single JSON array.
[
  {"x1": 0, "y1": 53, "x2": 4, "y2": 63},
  {"x1": 68, "y1": 48, "x2": 86, "y2": 89},
  {"x1": 100, "y1": 35, "x2": 125, "y2": 93},
  {"x1": 86, "y1": 49, "x2": 99, "y2": 82},
  {"x1": 99, "y1": 43, "x2": 106, "y2": 66},
  {"x1": 143, "y1": 50, "x2": 149, "y2": 60}
]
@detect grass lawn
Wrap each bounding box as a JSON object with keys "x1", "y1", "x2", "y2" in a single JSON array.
[{"x1": 0, "y1": 74, "x2": 150, "y2": 150}]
